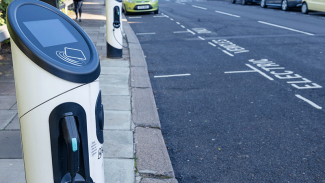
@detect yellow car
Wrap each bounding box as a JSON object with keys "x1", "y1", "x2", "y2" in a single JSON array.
[
  {"x1": 301, "y1": 0, "x2": 325, "y2": 13},
  {"x1": 122, "y1": 0, "x2": 159, "y2": 14}
]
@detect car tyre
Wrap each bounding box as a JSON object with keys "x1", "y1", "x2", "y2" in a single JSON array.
[
  {"x1": 242, "y1": 0, "x2": 247, "y2": 5},
  {"x1": 301, "y1": 2, "x2": 309, "y2": 14},
  {"x1": 231, "y1": 0, "x2": 236, "y2": 3},
  {"x1": 281, "y1": 0, "x2": 289, "y2": 11},
  {"x1": 154, "y1": 9, "x2": 159, "y2": 14},
  {"x1": 261, "y1": 0, "x2": 267, "y2": 8}
]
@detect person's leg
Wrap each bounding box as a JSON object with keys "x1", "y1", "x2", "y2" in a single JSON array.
[
  {"x1": 78, "y1": 1, "x2": 83, "y2": 21},
  {"x1": 74, "y1": 1, "x2": 79, "y2": 20}
]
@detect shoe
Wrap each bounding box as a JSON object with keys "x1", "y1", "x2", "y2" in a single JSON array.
[
  {"x1": 79, "y1": 18, "x2": 82, "y2": 22},
  {"x1": 76, "y1": 17, "x2": 79, "y2": 21}
]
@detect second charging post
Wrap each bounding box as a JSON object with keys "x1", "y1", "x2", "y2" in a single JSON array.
[{"x1": 106, "y1": 0, "x2": 123, "y2": 58}]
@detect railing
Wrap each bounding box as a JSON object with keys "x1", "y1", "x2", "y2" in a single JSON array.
[
  {"x1": 0, "y1": 25, "x2": 10, "y2": 48},
  {"x1": 59, "y1": 0, "x2": 74, "y2": 14}
]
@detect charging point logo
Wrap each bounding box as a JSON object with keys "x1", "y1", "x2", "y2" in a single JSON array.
[{"x1": 56, "y1": 47, "x2": 86, "y2": 66}]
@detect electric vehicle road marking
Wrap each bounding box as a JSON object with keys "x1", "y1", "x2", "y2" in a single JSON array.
[
  {"x1": 295, "y1": 95, "x2": 322, "y2": 109},
  {"x1": 154, "y1": 74, "x2": 191, "y2": 78},
  {"x1": 213, "y1": 39, "x2": 249, "y2": 54},
  {"x1": 192, "y1": 5, "x2": 207, "y2": 10},
  {"x1": 208, "y1": 42, "x2": 216, "y2": 47},
  {"x1": 136, "y1": 33, "x2": 156, "y2": 35},
  {"x1": 248, "y1": 59, "x2": 322, "y2": 89},
  {"x1": 258, "y1": 21, "x2": 314, "y2": 36},
  {"x1": 215, "y1": 11, "x2": 240, "y2": 18}
]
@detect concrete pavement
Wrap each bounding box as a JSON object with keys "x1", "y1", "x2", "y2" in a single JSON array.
[{"x1": 0, "y1": 0, "x2": 177, "y2": 182}]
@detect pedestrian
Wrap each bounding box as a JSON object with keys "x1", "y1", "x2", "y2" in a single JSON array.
[{"x1": 74, "y1": 0, "x2": 83, "y2": 22}]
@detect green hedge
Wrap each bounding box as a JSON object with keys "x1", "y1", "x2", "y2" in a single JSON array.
[{"x1": 0, "y1": 0, "x2": 13, "y2": 26}]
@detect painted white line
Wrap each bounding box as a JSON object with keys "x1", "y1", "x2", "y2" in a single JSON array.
[
  {"x1": 176, "y1": 22, "x2": 180, "y2": 24},
  {"x1": 215, "y1": 11, "x2": 240, "y2": 18},
  {"x1": 198, "y1": 36, "x2": 205, "y2": 40},
  {"x1": 246, "y1": 64, "x2": 274, "y2": 80},
  {"x1": 153, "y1": 16, "x2": 166, "y2": 17},
  {"x1": 181, "y1": 25, "x2": 185, "y2": 28},
  {"x1": 208, "y1": 42, "x2": 216, "y2": 47},
  {"x1": 258, "y1": 21, "x2": 314, "y2": 36},
  {"x1": 187, "y1": 29, "x2": 196, "y2": 35},
  {"x1": 173, "y1": 31, "x2": 190, "y2": 33},
  {"x1": 170, "y1": 18, "x2": 174, "y2": 21},
  {"x1": 223, "y1": 50, "x2": 234, "y2": 57},
  {"x1": 165, "y1": 15, "x2": 170, "y2": 18},
  {"x1": 295, "y1": 94, "x2": 322, "y2": 109},
  {"x1": 154, "y1": 74, "x2": 191, "y2": 78},
  {"x1": 192, "y1": 5, "x2": 207, "y2": 10},
  {"x1": 136, "y1": 33, "x2": 156, "y2": 35},
  {"x1": 224, "y1": 70, "x2": 256, "y2": 74},
  {"x1": 129, "y1": 16, "x2": 142, "y2": 18}
]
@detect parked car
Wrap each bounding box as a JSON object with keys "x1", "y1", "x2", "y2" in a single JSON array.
[
  {"x1": 122, "y1": 0, "x2": 159, "y2": 15},
  {"x1": 301, "y1": 0, "x2": 325, "y2": 13},
  {"x1": 260, "y1": 0, "x2": 302, "y2": 10},
  {"x1": 232, "y1": 0, "x2": 261, "y2": 5}
]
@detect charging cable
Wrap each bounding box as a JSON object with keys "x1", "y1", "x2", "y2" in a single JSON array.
[{"x1": 113, "y1": 28, "x2": 129, "y2": 48}]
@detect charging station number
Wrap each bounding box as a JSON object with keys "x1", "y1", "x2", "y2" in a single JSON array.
[{"x1": 98, "y1": 147, "x2": 103, "y2": 159}]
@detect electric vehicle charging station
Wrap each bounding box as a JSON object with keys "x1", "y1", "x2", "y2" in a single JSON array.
[
  {"x1": 106, "y1": 0, "x2": 123, "y2": 58},
  {"x1": 7, "y1": 0, "x2": 105, "y2": 182}
]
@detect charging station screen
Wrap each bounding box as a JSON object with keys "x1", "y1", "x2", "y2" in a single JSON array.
[{"x1": 23, "y1": 19, "x2": 78, "y2": 47}]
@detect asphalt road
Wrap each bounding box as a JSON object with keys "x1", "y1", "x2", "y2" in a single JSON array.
[{"x1": 126, "y1": 1, "x2": 325, "y2": 182}]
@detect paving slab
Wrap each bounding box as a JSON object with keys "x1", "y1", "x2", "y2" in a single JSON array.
[
  {"x1": 102, "y1": 95, "x2": 131, "y2": 111},
  {"x1": 134, "y1": 127, "x2": 174, "y2": 178},
  {"x1": 5, "y1": 114, "x2": 19, "y2": 130},
  {"x1": 104, "y1": 110, "x2": 131, "y2": 130},
  {"x1": 96, "y1": 42, "x2": 106, "y2": 46},
  {"x1": 0, "y1": 110, "x2": 18, "y2": 130},
  {"x1": 99, "y1": 74, "x2": 129, "y2": 85},
  {"x1": 0, "y1": 74, "x2": 15, "y2": 82},
  {"x1": 0, "y1": 96, "x2": 16, "y2": 110},
  {"x1": 100, "y1": 60, "x2": 129, "y2": 67},
  {"x1": 0, "y1": 159, "x2": 25, "y2": 183},
  {"x1": 141, "y1": 178, "x2": 178, "y2": 183},
  {"x1": 131, "y1": 67, "x2": 152, "y2": 88},
  {"x1": 103, "y1": 130, "x2": 133, "y2": 158},
  {"x1": 100, "y1": 85, "x2": 129, "y2": 96},
  {"x1": 132, "y1": 88, "x2": 160, "y2": 128},
  {"x1": 0, "y1": 82, "x2": 16, "y2": 95},
  {"x1": 101, "y1": 67, "x2": 130, "y2": 75},
  {"x1": 0, "y1": 131, "x2": 22, "y2": 158},
  {"x1": 10, "y1": 103, "x2": 17, "y2": 110},
  {"x1": 104, "y1": 159, "x2": 134, "y2": 183}
]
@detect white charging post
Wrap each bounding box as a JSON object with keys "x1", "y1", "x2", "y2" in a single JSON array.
[
  {"x1": 106, "y1": 0, "x2": 123, "y2": 58},
  {"x1": 7, "y1": 0, "x2": 105, "y2": 182}
]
